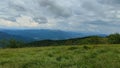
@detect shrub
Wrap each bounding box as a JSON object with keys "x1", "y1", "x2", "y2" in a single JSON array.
[
  {"x1": 83, "y1": 45, "x2": 90, "y2": 50},
  {"x1": 107, "y1": 33, "x2": 120, "y2": 44},
  {"x1": 68, "y1": 47, "x2": 78, "y2": 50},
  {"x1": 0, "y1": 39, "x2": 25, "y2": 48}
]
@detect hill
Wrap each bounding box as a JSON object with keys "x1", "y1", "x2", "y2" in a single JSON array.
[
  {"x1": 27, "y1": 36, "x2": 107, "y2": 47},
  {"x1": 0, "y1": 31, "x2": 33, "y2": 42}
]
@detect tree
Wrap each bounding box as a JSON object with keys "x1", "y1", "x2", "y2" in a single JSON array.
[
  {"x1": 0, "y1": 39, "x2": 25, "y2": 48},
  {"x1": 81, "y1": 36, "x2": 105, "y2": 44},
  {"x1": 0, "y1": 39, "x2": 8, "y2": 48},
  {"x1": 107, "y1": 33, "x2": 120, "y2": 44}
]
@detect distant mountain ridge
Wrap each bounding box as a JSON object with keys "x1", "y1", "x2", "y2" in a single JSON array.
[
  {"x1": 0, "y1": 31, "x2": 33, "y2": 42},
  {"x1": 0, "y1": 29, "x2": 107, "y2": 41}
]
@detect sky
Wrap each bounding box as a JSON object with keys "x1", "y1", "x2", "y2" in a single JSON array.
[{"x1": 0, "y1": 0, "x2": 120, "y2": 34}]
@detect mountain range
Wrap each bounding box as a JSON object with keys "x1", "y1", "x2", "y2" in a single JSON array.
[{"x1": 0, "y1": 29, "x2": 107, "y2": 42}]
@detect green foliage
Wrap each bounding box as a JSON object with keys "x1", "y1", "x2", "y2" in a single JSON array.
[
  {"x1": 108, "y1": 33, "x2": 120, "y2": 44},
  {"x1": 0, "y1": 45, "x2": 120, "y2": 68},
  {"x1": 28, "y1": 33, "x2": 120, "y2": 47},
  {"x1": 28, "y1": 36, "x2": 108, "y2": 47},
  {"x1": 68, "y1": 46, "x2": 78, "y2": 50},
  {"x1": 80, "y1": 36, "x2": 105, "y2": 44},
  {"x1": 83, "y1": 45, "x2": 90, "y2": 49},
  {"x1": 1, "y1": 33, "x2": 120, "y2": 48},
  {"x1": 0, "y1": 39, "x2": 25, "y2": 48}
]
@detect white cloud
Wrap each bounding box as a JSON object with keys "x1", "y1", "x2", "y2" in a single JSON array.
[
  {"x1": 0, "y1": 15, "x2": 39, "y2": 28},
  {"x1": 0, "y1": 0, "x2": 120, "y2": 34}
]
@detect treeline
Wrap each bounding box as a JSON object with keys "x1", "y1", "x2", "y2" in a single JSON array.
[
  {"x1": 0, "y1": 33, "x2": 120, "y2": 48},
  {"x1": 0, "y1": 39, "x2": 25, "y2": 48},
  {"x1": 27, "y1": 33, "x2": 120, "y2": 47}
]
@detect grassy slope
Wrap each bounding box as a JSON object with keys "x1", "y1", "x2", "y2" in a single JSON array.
[{"x1": 0, "y1": 44, "x2": 120, "y2": 68}]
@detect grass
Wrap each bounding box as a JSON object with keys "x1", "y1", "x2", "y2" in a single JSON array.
[{"x1": 0, "y1": 44, "x2": 120, "y2": 68}]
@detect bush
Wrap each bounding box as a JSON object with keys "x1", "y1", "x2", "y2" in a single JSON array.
[
  {"x1": 80, "y1": 36, "x2": 106, "y2": 44},
  {"x1": 0, "y1": 39, "x2": 25, "y2": 48},
  {"x1": 83, "y1": 45, "x2": 90, "y2": 50},
  {"x1": 107, "y1": 33, "x2": 120, "y2": 44},
  {"x1": 68, "y1": 47, "x2": 78, "y2": 50}
]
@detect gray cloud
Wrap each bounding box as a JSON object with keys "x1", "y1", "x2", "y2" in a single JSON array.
[
  {"x1": 98, "y1": 0, "x2": 120, "y2": 6},
  {"x1": 33, "y1": 17, "x2": 48, "y2": 24},
  {"x1": 0, "y1": 0, "x2": 120, "y2": 34},
  {"x1": 85, "y1": 20, "x2": 120, "y2": 27},
  {"x1": 9, "y1": 3, "x2": 26, "y2": 12},
  {"x1": 39, "y1": 0, "x2": 72, "y2": 18}
]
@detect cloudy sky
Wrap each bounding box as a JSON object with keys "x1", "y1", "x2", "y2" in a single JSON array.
[{"x1": 0, "y1": 0, "x2": 120, "y2": 34}]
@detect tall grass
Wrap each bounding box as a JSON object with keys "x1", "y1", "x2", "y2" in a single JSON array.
[{"x1": 0, "y1": 44, "x2": 120, "y2": 68}]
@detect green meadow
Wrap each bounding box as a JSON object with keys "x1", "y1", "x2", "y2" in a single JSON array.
[{"x1": 0, "y1": 44, "x2": 120, "y2": 68}]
